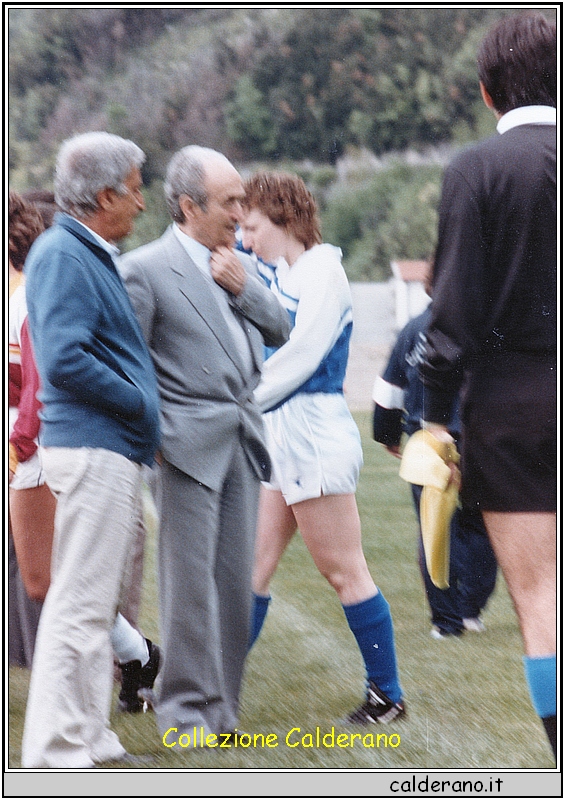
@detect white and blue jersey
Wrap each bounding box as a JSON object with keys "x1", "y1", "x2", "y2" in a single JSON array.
[
  {"x1": 253, "y1": 243, "x2": 362, "y2": 505},
  {"x1": 254, "y1": 244, "x2": 354, "y2": 413}
]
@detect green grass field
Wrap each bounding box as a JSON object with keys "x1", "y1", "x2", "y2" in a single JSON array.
[{"x1": 8, "y1": 412, "x2": 554, "y2": 770}]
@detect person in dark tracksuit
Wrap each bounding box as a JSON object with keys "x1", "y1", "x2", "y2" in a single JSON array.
[{"x1": 372, "y1": 305, "x2": 497, "y2": 638}]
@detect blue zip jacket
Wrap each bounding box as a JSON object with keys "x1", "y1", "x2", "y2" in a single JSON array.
[{"x1": 25, "y1": 214, "x2": 160, "y2": 466}]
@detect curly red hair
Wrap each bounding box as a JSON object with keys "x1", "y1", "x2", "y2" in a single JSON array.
[{"x1": 243, "y1": 172, "x2": 322, "y2": 249}]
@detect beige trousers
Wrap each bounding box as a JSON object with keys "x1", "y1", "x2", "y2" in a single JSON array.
[{"x1": 22, "y1": 447, "x2": 143, "y2": 769}]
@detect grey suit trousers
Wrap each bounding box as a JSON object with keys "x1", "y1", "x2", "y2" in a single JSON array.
[{"x1": 156, "y1": 442, "x2": 260, "y2": 737}]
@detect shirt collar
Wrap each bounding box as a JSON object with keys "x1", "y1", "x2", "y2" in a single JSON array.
[
  {"x1": 73, "y1": 219, "x2": 121, "y2": 259},
  {"x1": 497, "y1": 105, "x2": 556, "y2": 135},
  {"x1": 173, "y1": 224, "x2": 211, "y2": 277}
]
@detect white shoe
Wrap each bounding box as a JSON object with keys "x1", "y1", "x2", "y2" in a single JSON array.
[
  {"x1": 462, "y1": 617, "x2": 486, "y2": 633},
  {"x1": 430, "y1": 626, "x2": 461, "y2": 640}
]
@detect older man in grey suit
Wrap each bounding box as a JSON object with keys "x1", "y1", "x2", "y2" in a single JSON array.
[{"x1": 120, "y1": 146, "x2": 290, "y2": 741}]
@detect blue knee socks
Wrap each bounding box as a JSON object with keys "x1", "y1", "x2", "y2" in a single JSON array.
[
  {"x1": 249, "y1": 593, "x2": 271, "y2": 649},
  {"x1": 343, "y1": 590, "x2": 402, "y2": 703},
  {"x1": 523, "y1": 654, "x2": 556, "y2": 719}
]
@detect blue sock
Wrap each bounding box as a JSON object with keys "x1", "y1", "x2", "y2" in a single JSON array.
[
  {"x1": 249, "y1": 593, "x2": 271, "y2": 649},
  {"x1": 342, "y1": 590, "x2": 402, "y2": 703},
  {"x1": 523, "y1": 654, "x2": 556, "y2": 719}
]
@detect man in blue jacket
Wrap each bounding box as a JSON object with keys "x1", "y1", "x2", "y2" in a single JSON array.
[{"x1": 22, "y1": 132, "x2": 160, "y2": 769}]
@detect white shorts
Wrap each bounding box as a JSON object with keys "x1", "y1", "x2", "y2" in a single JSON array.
[
  {"x1": 262, "y1": 393, "x2": 363, "y2": 505},
  {"x1": 9, "y1": 407, "x2": 45, "y2": 490},
  {"x1": 11, "y1": 451, "x2": 46, "y2": 490}
]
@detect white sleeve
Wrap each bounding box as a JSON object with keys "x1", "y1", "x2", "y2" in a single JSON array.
[
  {"x1": 372, "y1": 376, "x2": 405, "y2": 409},
  {"x1": 254, "y1": 254, "x2": 346, "y2": 412}
]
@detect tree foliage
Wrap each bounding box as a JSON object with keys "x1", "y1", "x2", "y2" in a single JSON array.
[
  {"x1": 10, "y1": 6, "x2": 551, "y2": 178},
  {"x1": 8, "y1": 7, "x2": 553, "y2": 279},
  {"x1": 225, "y1": 7, "x2": 542, "y2": 161},
  {"x1": 320, "y1": 161, "x2": 443, "y2": 281}
]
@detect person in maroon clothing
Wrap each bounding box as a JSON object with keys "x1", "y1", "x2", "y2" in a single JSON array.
[
  {"x1": 419, "y1": 12, "x2": 556, "y2": 760},
  {"x1": 8, "y1": 191, "x2": 55, "y2": 668},
  {"x1": 9, "y1": 193, "x2": 55, "y2": 604}
]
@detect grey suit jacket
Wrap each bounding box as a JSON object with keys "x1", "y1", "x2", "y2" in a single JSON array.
[{"x1": 119, "y1": 226, "x2": 290, "y2": 491}]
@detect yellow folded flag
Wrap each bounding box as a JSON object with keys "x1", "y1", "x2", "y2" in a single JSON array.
[{"x1": 399, "y1": 430, "x2": 460, "y2": 589}]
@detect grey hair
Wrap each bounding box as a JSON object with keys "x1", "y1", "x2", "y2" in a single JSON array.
[
  {"x1": 164, "y1": 145, "x2": 232, "y2": 222},
  {"x1": 54, "y1": 131, "x2": 145, "y2": 217}
]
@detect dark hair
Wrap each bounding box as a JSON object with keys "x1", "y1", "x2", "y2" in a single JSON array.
[
  {"x1": 477, "y1": 12, "x2": 556, "y2": 114},
  {"x1": 9, "y1": 191, "x2": 45, "y2": 272},
  {"x1": 243, "y1": 172, "x2": 322, "y2": 249},
  {"x1": 21, "y1": 189, "x2": 59, "y2": 229}
]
